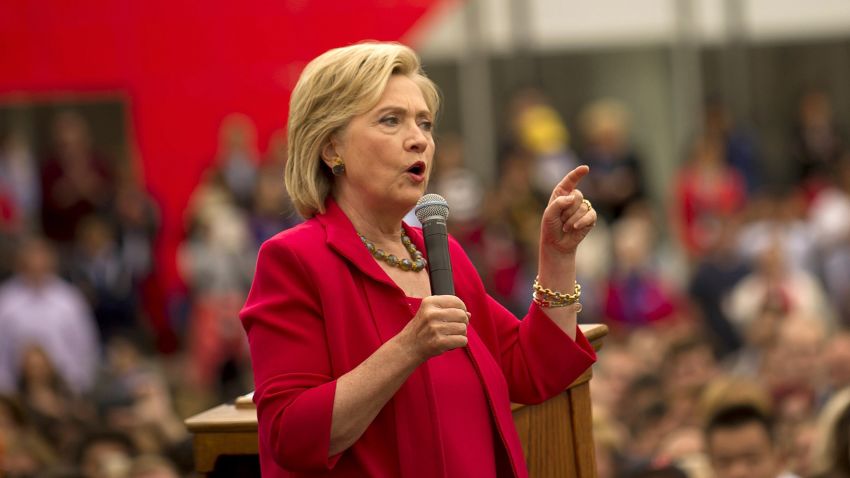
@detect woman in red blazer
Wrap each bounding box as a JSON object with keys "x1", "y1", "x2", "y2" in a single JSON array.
[{"x1": 240, "y1": 42, "x2": 599, "y2": 477}]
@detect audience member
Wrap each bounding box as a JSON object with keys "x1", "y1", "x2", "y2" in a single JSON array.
[
  {"x1": 40, "y1": 111, "x2": 114, "y2": 245},
  {"x1": 579, "y1": 98, "x2": 646, "y2": 222},
  {"x1": 673, "y1": 136, "x2": 746, "y2": 261},
  {"x1": 704, "y1": 403, "x2": 799, "y2": 478},
  {"x1": 812, "y1": 387, "x2": 850, "y2": 478},
  {"x1": 505, "y1": 88, "x2": 579, "y2": 198},
  {"x1": 127, "y1": 454, "x2": 180, "y2": 478},
  {"x1": 603, "y1": 212, "x2": 681, "y2": 331},
  {"x1": 688, "y1": 218, "x2": 750, "y2": 357},
  {"x1": 808, "y1": 154, "x2": 850, "y2": 324},
  {"x1": 702, "y1": 99, "x2": 762, "y2": 196},
  {"x1": 791, "y1": 88, "x2": 846, "y2": 193},
  {"x1": 0, "y1": 128, "x2": 40, "y2": 227},
  {"x1": 110, "y1": 165, "x2": 160, "y2": 290},
  {"x1": 212, "y1": 113, "x2": 260, "y2": 210},
  {"x1": 179, "y1": 181, "x2": 254, "y2": 401},
  {"x1": 249, "y1": 159, "x2": 301, "y2": 248},
  {"x1": 69, "y1": 215, "x2": 139, "y2": 341},
  {"x1": 16, "y1": 344, "x2": 93, "y2": 458},
  {"x1": 737, "y1": 191, "x2": 815, "y2": 274},
  {"x1": 822, "y1": 329, "x2": 850, "y2": 399},
  {"x1": 0, "y1": 238, "x2": 100, "y2": 395},
  {"x1": 726, "y1": 237, "x2": 835, "y2": 340},
  {"x1": 75, "y1": 430, "x2": 136, "y2": 478}
]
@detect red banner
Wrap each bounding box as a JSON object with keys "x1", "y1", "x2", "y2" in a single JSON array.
[{"x1": 1, "y1": 0, "x2": 445, "y2": 347}]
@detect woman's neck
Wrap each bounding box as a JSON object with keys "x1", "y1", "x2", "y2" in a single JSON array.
[{"x1": 333, "y1": 191, "x2": 408, "y2": 246}]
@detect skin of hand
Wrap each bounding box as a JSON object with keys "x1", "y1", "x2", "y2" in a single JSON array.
[
  {"x1": 329, "y1": 295, "x2": 470, "y2": 456},
  {"x1": 539, "y1": 165, "x2": 596, "y2": 257},
  {"x1": 536, "y1": 165, "x2": 597, "y2": 340}
]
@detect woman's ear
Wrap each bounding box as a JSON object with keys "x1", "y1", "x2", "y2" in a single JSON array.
[{"x1": 321, "y1": 139, "x2": 339, "y2": 167}]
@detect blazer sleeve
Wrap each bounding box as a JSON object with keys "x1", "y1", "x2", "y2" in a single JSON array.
[
  {"x1": 449, "y1": 237, "x2": 597, "y2": 405},
  {"x1": 240, "y1": 239, "x2": 342, "y2": 472},
  {"x1": 489, "y1": 297, "x2": 596, "y2": 404}
]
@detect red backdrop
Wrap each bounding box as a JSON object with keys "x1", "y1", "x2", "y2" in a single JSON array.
[{"x1": 0, "y1": 0, "x2": 448, "y2": 348}]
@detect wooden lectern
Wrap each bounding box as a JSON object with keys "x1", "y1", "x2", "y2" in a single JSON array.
[{"x1": 186, "y1": 323, "x2": 607, "y2": 477}]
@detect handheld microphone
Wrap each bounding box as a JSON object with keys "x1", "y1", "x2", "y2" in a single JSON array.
[{"x1": 414, "y1": 194, "x2": 454, "y2": 296}]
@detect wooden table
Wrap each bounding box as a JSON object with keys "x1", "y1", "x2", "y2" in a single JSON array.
[{"x1": 186, "y1": 323, "x2": 607, "y2": 476}]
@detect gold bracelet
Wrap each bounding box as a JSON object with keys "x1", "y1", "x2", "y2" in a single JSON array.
[
  {"x1": 533, "y1": 277, "x2": 581, "y2": 304},
  {"x1": 532, "y1": 292, "x2": 583, "y2": 311}
]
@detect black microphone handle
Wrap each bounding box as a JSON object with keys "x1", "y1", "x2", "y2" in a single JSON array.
[{"x1": 422, "y1": 219, "x2": 454, "y2": 296}]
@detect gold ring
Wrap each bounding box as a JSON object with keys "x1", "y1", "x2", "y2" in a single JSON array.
[{"x1": 582, "y1": 199, "x2": 593, "y2": 210}]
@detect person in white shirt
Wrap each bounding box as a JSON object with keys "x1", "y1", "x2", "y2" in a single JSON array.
[{"x1": 0, "y1": 237, "x2": 99, "y2": 395}]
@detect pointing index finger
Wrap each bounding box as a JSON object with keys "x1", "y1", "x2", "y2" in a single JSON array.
[{"x1": 556, "y1": 165, "x2": 590, "y2": 192}]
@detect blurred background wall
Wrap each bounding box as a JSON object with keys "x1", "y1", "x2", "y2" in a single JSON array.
[{"x1": 413, "y1": 0, "x2": 850, "y2": 195}]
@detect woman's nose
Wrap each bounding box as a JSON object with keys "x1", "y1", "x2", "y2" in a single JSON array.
[{"x1": 405, "y1": 123, "x2": 428, "y2": 153}]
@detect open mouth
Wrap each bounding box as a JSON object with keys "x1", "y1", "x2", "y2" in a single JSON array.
[{"x1": 406, "y1": 161, "x2": 426, "y2": 177}]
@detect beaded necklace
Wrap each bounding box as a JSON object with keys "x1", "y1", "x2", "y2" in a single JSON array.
[{"x1": 358, "y1": 231, "x2": 427, "y2": 272}]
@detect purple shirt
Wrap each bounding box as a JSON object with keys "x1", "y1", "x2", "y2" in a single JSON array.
[{"x1": 0, "y1": 276, "x2": 100, "y2": 394}]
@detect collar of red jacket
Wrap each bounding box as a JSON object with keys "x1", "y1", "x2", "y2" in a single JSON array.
[{"x1": 315, "y1": 197, "x2": 427, "y2": 292}]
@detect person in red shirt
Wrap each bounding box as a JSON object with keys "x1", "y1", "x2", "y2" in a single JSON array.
[
  {"x1": 240, "y1": 42, "x2": 598, "y2": 477},
  {"x1": 673, "y1": 137, "x2": 746, "y2": 261}
]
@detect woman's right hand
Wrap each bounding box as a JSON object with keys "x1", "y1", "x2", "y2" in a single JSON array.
[{"x1": 397, "y1": 295, "x2": 470, "y2": 363}]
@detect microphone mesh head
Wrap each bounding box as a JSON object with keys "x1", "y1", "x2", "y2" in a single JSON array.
[{"x1": 415, "y1": 194, "x2": 449, "y2": 223}]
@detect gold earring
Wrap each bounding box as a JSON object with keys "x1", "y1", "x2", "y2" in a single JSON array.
[{"x1": 330, "y1": 156, "x2": 345, "y2": 176}]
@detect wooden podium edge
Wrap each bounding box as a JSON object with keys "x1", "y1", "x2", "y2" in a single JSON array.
[{"x1": 185, "y1": 323, "x2": 609, "y2": 476}]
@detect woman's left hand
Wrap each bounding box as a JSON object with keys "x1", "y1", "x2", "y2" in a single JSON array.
[{"x1": 540, "y1": 165, "x2": 597, "y2": 257}]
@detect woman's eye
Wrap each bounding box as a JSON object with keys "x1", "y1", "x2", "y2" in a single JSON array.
[
  {"x1": 380, "y1": 116, "x2": 400, "y2": 126},
  {"x1": 419, "y1": 120, "x2": 434, "y2": 132}
]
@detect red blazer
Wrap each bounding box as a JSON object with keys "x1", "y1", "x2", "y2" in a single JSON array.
[{"x1": 240, "y1": 199, "x2": 597, "y2": 477}]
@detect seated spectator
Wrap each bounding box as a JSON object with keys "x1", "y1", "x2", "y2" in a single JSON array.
[
  {"x1": 39, "y1": 111, "x2": 114, "y2": 245},
  {"x1": 69, "y1": 215, "x2": 138, "y2": 341},
  {"x1": 808, "y1": 154, "x2": 850, "y2": 324},
  {"x1": 179, "y1": 182, "x2": 254, "y2": 400},
  {"x1": 737, "y1": 190, "x2": 814, "y2": 274},
  {"x1": 823, "y1": 329, "x2": 850, "y2": 398},
  {"x1": 726, "y1": 238, "x2": 835, "y2": 336},
  {"x1": 688, "y1": 218, "x2": 750, "y2": 357},
  {"x1": 506, "y1": 88, "x2": 579, "y2": 199},
  {"x1": 655, "y1": 427, "x2": 710, "y2": 478},
  {"x1": 702, "y1": 98, "x2": 761, "y2": 196},
  {"x1": 663, "y1": 337, "x2": 720, "y2": 433},
  {"x1": 604, "y1": 213, "x2": 681, "y2": 331},
  {"x1": 0, "y1": 238, "x2": 100, "y2": 395},
  {"x1": 90, "y1": 333, "x2": 189, "y2": 463},
  {"x1": 790, "y1": 88, "x2": 846, "y2": 193},
  {"x1": 752, "y1": 318, "x2": 824, "y2": 450},
  {"x1": 673, "y1": 136, "x2": 746, "y2": 261},
  {"x1": 811, "y1": 387, "x2": 850, "y2": 478},
  {"x1": 594, "y1": 410, "x2": 627, "y2": 478},
  {"x1": 0, "y1": 129, "x2": 38, "y2": 279},
  {"x1": 627, "y1": 464, "x2": 689, "y2": 478},
  {"x1": 704, "y1": 403, "x2": 799, "y2": 478},
  {"x1": 211, "y1": 113, "x2": 260, "y2": 210},
  {"x1": 128, "y1": 454, "x2": 180, "y2": 478},
  {"x1": 249, "y1": 160, "x2": 301, "y2": 248},
  {"x1": 0, "y1": 128, "x2": 40, "y2": 227},
  {"x1": 16, "y1": 343, "x2": 95, "y2": 460},
  {"x1": 75, "y1": 430, "x2": 136, "y2": 478},
  {"x1": 110, "y1": 165, "x2": 159, "y2": 290},
  {"x1": 578, "y1": 98, "x2": 646, "y2": 222},
  {"x1": 0, "y1": 394, "x2": 58, "y2": 476}
]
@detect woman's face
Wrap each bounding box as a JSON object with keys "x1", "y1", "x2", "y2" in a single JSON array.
[{"x1": 331, "y1": 75, "x2": 435, "y2": 214}]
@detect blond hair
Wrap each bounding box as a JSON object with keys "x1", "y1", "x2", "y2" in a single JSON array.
[{"x1": 285, "y1": 42, "x2": 440, "y2": 218}]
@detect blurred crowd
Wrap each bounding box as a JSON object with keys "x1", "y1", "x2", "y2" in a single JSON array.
[
  {"x1": 429, "y1": 87, "x2": 850, "y2": 478},
  {"x1": 1, "y1": 84, "x2": 849, "y2": 477},
  {"x1": 0, "y1": 111, "x2": 299, "y2": 476}
]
